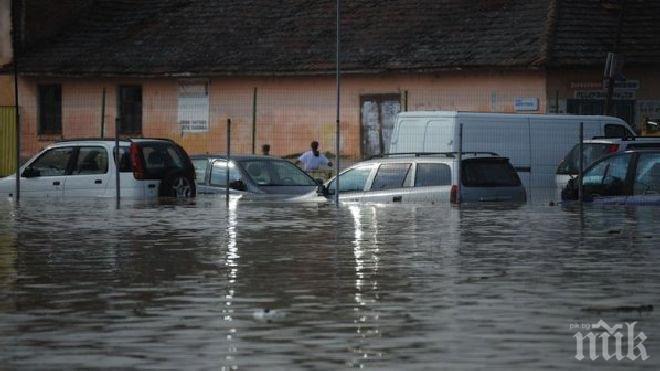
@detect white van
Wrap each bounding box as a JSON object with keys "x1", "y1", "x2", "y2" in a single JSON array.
[{"x1": 388, "y1": 111, "x2": 635, "y2": 200}]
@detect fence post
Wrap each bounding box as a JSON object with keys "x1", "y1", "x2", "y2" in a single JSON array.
[
  {"x1": 251, "y1": 87, "x2": 257, "y2": 154},
  {"x1": 578, "y1": 122, "x2": 584, "y2": 203},
  {"x1": 334, "y1": 0, "x2": 341, "y2": 206},
  {"x1": 456, "y1": 123, "x2": 463, "y2": 205},
  {"x1": 12, "y1": 0, "x2": 20, "y2": 202},
  {"x1": 226, "y1": 118, "x2": 231, "y2": 207},
  {"x1": 115, "y1": 118, "x2": 121, "y2": 208},
  {"x1": 100, "y1": 88, "x2": 106, "y2": 138}
]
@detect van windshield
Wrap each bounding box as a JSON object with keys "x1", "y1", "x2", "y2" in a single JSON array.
[
  {"x1": 461, "y1": 158, "x2": 521, "y2": 187},
  {"x1": 556, "y1": 143, "x2": 610, "y2": 175}
]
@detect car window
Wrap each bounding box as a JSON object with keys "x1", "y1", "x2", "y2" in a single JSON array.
[
  {"x1": 72, "y1": 146, "x2": 108, "y2": 175},
  {"x1": 240, "y1": 160, "x2": 316, "y2": 186},
  {"x1": 626, "y1": 143, "x2": 660, "y2": 150},
  {"x1": 114, "y1": 146, "x2": 132, "y2": 172},
  {"x1": 415, "y1": 163, "x2": 451, "y2": 187},
  {"x1": 557, "y1": 143, "x2": 611, "y2": 175},
  {"x1": 583, "y1": 153, "x2": 631, "y2": 195},
  {"x1": 210, "y1": 161, "x2": 241, "y2": 187},
  {"x1": 192, "y1": 159, "x2": 209, "y2": 183},
  {"x1": 328, "y1": 167, "x2": 372, "y2": 193},
  {"x1": 461, "y1": 159, "x2": 521, "y2": 187},
  {"x1": 604, "y1": 124, "x2": 630, "y2": 138},
  {"x1": 370, "y1": 163, "x2": 411, "y2": 191},
  {"x1": 633, "y1": 153, "x2": 660, "y2": 195},
  {"x1": 141, "y1": 142, "x2": 186, "y2": 176},
  {"x1": 29, "y1": 147, "x2": 74, "y2": 176}
]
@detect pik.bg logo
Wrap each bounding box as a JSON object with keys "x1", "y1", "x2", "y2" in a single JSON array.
[{"x1": 572, "y1": 320, "x2": 649, "y2": 361}]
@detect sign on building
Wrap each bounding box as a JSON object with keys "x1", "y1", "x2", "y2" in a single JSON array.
[
  {"x1": 514, "y1": 97, "x2": 539, "y2": 112},
  {"x1": 178, "y1": 81, "x2": 209, "y2": 132}
]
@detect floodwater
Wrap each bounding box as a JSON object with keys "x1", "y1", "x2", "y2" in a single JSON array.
[{"x1": 0, "y1": 197, "x2": 658, "y2": 370}]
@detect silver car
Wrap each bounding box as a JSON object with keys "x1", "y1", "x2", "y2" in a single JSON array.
[
  {"x1": 300, "y1": 153, "x2": 526, "y2": 204},
  {"x1": 191, "y1": 155, "x2": 320, "y2": 198}
]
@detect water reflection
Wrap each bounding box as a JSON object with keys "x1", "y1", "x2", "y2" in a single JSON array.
[{"x1": 0, "y1": 198, "x2": 658, "y2": 369}]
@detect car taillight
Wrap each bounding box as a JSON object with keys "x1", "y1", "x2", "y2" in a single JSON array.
[
  {"x1": 450, "y1": 185, "x2": 458, "y2": 204},
  {"x1": 130, "y1": 143, "x2": 145, "y2": 179},
  {"x1": 607, "y1": 144, "x2": 620, "y2": 153}
]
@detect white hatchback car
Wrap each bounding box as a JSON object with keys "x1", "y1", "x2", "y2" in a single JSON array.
[
  {"x1": 301, "y1": 152, "x2": 526, "y2": 204},
  {"x1": 0, "y1": 139, "x2": 196, "y2": 199}
]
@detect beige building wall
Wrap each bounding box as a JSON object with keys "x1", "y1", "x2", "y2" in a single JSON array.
[{"x1": 17, "y1": 70, "x2": 547, "y2": 159}]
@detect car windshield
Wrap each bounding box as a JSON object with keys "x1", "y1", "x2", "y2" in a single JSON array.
[
  {"x1": 240, "y1": 160, "x2": 315, "y2": 186},
  {"x1": 462, "y1": 158, "x2": 521, "y2": 187},
  {"x1": 557, "y1": 143, "x2": 611, "y2": 175}
]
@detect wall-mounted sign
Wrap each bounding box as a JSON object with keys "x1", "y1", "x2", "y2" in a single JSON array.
[
  {"x1": 514, "y1": 97, "x2": 539, "y2": 112},
  {"x1": 574, "y1": 90, "x2": 636, "y2": 100},
  {"x1": 178, "y1": 81, "x2": 209, "y2": 132},
  {"x1": 570, "y1": 80, "x2": 640, "y2": 90}
]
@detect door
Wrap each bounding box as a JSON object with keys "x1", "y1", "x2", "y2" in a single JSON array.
[
  {"x1": 360, "y1": 162, "x2": 413, "y2": 204},
  {"x1": 405, "y1": 162, "x2": 453, "y2": 204},
  {"x1": 581, "y1": 153, "x2": 633, "y2": 204},
  {"x1": 21, "y1": 146, "x2": 74, "y2": 197},
  {"x1": 361, "y1": 94, "x2": 401, "y2": 158},
  {"x1": 327, "y1": 165, "x2": 374, "y2": 203},
  {"x1": 64, "y1": 146, "x2": 111, "y2": 197},
  {"x1": 629, "y1": 152, "x2": 660, "y2": 205}
]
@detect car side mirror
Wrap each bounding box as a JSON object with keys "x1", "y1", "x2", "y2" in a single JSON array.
[
  {"x1": 22, "y1": 166, "x2": 38, "y2": 178},
  {"x1": 316, "y1": 184, "x2": 329, "y2": 197},
  {"x1": 228, "y1": 179, "x2": 247, "y2": 191}
]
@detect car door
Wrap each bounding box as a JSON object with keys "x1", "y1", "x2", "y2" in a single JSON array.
[
  {"x1": 326, "y1": 165, "x2": 374, "y2": 203},
  {"x1": 360, "y1": 162, "x2": 413, "y2": 204},
  {"x1": 64, "y1": 146, "x2": 111, "y2": 197},
  {"x1": 581, "y1": 153, "x2": 633, "y2": 204},
  {"x1": 204, "y1": 160, "x2": 243, "y2": 195},
  {"x1": 20, "y1": 146, "x2": 74, "y2": 198},
  {"x1": 628, "y1": 152, "x2": 660, "y2": 205},
  {"x1": 405, "y1": 162, "x2": 453, "y2": 204}
]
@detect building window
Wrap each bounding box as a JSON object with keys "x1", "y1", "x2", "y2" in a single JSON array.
[
  {"x1": 178, "y1": 81, "x2": 209, "y2": 132},
  {"x1": 118, "y1": 86, "x2": 142, "y2": 135},
  {"x1": 38, "y1": 84, "x2": 62, "y2": 134}
]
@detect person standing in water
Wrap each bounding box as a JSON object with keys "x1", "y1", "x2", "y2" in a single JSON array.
[{"x1": 298, "y1": 141, "x2": 332, "y2": 171}]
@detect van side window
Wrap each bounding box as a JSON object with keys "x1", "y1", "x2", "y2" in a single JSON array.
[
  {"x1": 370, "y1": 163, "x2": 411, "y2": 191},
  {"x1": 604, "y1": 124, "x2": 628, "y2": 138},
  {"x1": 73, "y1": 146, "x2": 108, "y2": 175},
  {"x1": 415, "y1": 163, "x2": 451, "y2": 187}
]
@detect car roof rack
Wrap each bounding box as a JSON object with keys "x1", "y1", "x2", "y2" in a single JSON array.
[
  {"x1": 54, "y1": 137, "x2": 134, "y2": 143},
  {"x1": 370, "y1": 152, "x2": 500, "y2": 159},
  {"x1": 591, "y1": 135, "x2": 660, "y2": 140}
]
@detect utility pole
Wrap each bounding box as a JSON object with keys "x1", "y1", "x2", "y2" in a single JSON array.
[{"x1": 604, "y1": 0, "x2": 625, "y2": 116}]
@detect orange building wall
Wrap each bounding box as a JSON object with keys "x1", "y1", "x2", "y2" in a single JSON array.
[{"x1": 17, "y1": 70, "x2": 546, "y2": 159}]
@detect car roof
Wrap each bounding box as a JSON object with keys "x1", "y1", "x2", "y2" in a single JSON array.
[
  {"x1": 190, "y1": 154, "x2": 287, "y2": 161},
  {"x1": 351, "y1": 152, "x2": 507, "y2": 166},
  {"x1": 49, "y1": 138, "x2": 177, "y2": 146},
  {"x1": 585, "y1": 136, "x2": 660, "y2": 144}
]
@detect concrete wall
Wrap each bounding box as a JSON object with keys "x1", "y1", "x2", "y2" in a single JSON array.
[{"x1": 17, "y1": 70, "x2": 547, "y2": 159}]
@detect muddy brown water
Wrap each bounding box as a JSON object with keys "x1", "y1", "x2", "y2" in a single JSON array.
[{"x1": 0, "y1": 197, "x2": 658, "y2": 369}]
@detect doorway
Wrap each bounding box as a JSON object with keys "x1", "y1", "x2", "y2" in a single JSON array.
[{"x1": 360, "y1": 94, "x2": 401, "y2": 158}]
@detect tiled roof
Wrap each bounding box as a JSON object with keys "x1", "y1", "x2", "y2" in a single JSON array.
[{"x1": 11, "y1": 0, "x2": 660, "y2": 76}]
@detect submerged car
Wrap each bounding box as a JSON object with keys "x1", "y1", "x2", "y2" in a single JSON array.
[
  {"x1": 561, "y1": 150, "x2": 660, "y2": 205},
  {"x1": 0, "y1": 138, "x2": 196, "y2": 199},
  {"x1": 191, "y1": 155, "x2": 320, "y2": 198},
  {"x1": 556, "y1": 136, "x2": 660, "y2": 193},
  {"x1": 296, "y1": 152, "x2": 526, "y2": 204}
]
